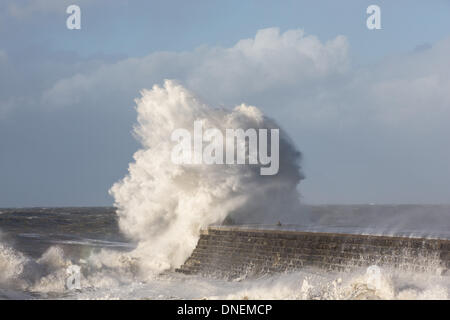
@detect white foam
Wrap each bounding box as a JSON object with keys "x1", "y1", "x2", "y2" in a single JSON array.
[
  {"x1": 64, "y1": 267, "x2": 450, "y2": 300},
  {"x1": 109, "y1": 80, "x2": 304, "y2": 277}
]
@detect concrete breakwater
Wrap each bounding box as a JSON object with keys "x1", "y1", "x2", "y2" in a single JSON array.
[{"x1": 176, "y1": 226, "x2": 450, "y2": 279}]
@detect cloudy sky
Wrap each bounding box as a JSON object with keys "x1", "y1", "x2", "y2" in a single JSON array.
[{"x1": 1, "y1": 0, "x2": 450, "y2": 206}]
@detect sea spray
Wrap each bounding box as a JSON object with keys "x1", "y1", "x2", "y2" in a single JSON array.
[
  {"x1": 109, "y1": 80, "x2": 304, "y2": 275},
  {"x1": 0, "y1": 242, "x2": 27, "y2": 286}
]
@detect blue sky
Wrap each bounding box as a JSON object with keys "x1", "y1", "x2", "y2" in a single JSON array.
[
  {"x1": 1, "y1": 0, "x2": 450, "y2": 206},
  {"x1": 4, "y1": 1, "x2": 450, "y2": 62}
]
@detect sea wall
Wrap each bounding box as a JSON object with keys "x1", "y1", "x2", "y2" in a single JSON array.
[{"x1": 176, "y1": 226, "x2": 450, "y2": 279}]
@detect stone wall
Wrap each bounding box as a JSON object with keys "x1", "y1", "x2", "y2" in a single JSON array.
[{"x1": 176, "y1": 226, "x2": 450, "y2": 279}]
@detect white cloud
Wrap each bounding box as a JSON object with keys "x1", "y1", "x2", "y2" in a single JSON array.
[
  {"x1": 329, "y1": 38, "x2": 450, "y2": 130},
  {"x1": 7, "y1": 27, "x2": 450, "y2": 203},
  {"x1": 42, "y1": 28, "x2": 349, "y2": 108},
  {"x1": 41, "y1": 27, "x2": 450, "y2": 133}
]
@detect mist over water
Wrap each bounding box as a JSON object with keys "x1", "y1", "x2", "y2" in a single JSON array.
[{"x1": 302, "y1": 204, "x2": 450, "y2": 239}]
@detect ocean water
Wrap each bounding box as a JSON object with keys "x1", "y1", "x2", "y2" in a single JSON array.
[{"x1": 0, "y1": 205, "x2": 449, "y2": 300}]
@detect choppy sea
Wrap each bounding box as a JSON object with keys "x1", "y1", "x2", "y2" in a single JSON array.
[{"x1": 0, "y1": 205, "x2": 449, "y2": 300}]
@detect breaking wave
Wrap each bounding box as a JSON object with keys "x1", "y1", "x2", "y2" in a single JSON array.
[{"x1": 109, "y1": 80, "x2": 304, "y2": 276}]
